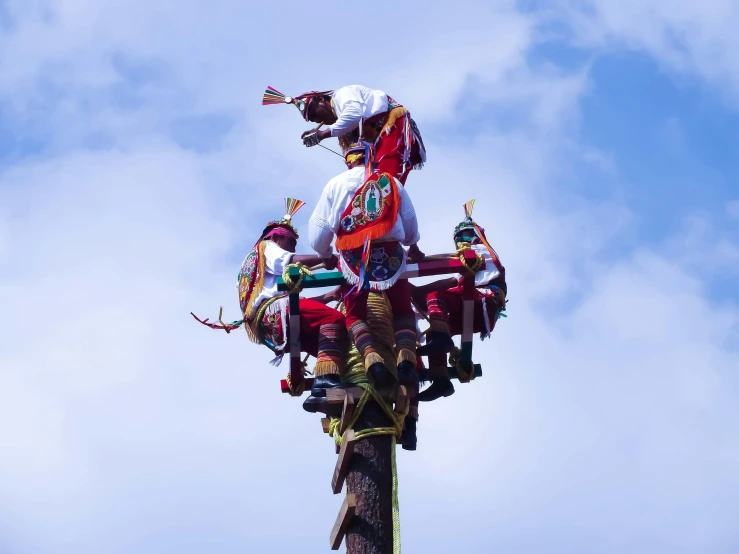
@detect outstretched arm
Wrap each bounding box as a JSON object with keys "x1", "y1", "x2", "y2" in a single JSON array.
[
  {"x1": 409, "y1": 277, "x2": 460, "y2": 299},
  {"x1": 310, "y1": 285, "x2": 343, "y2": 305},
  {"x1": 290, "y1": 253, "x2": 338, "y2": 270}
]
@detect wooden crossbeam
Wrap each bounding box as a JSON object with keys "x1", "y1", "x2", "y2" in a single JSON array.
[
  {"x1": 321, "y1": 418, "x2": 331, "y2": 434},
  {"x1": 288, "y1": 291, "x2": 304, "y2": 390},
  {"x1": 280, "y1": 365, "x2": 483, "y2": 394},
  {"x1": 277, "y1": 255, "x2": 486, "y2": 291},
  {"x1": 330, "y1": 493, "x2": 356, "y2": 550},
  {"x1": 332, "y1": 429, "x2": 355, "y2": 494}
]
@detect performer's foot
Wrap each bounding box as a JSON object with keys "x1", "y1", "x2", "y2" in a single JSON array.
[
  {"x1": 417, "y1": 331, "x2": 455, "y2": 356},
  {"x1": 368, "y1": 362, "x2": 393, "y2": 388},
  {"x1": 311, "y1": 374, "x2": 349, "y2": 397},
  {"x1": 302, "y1": 395, "x2": 342, "y2": 417},
  {"x1": 302, "y1": 395, "x2": 325, "y2": 413},
  {"x1": 418, "y1": 378, "x2": 455, "y2": 402},
  {"x1": 397, "y1": 361, "x2": 419, "y2": 388},
  {"x1": 401, "y1": 418, "x2": 417, "y2": 451}
]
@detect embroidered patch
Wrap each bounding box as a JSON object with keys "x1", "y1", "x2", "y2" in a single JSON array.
[{"x1": 261, "y1": 309, "x2": 286, "y2": 347}]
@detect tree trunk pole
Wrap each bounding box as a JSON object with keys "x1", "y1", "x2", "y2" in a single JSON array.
[{"x1": 345, "y1": 400, "x2": 394, "y2": 554}]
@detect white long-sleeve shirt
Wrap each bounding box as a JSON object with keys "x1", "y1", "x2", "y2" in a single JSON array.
[
  {"x1": 327, "y1": 85, "x2": 389, "y2": 138},
  {"x1": 309, "y1": 166, "x2": 420, "y2": 258},
  {"x1": 457, "y1": 243, "x2": 502, "y2": 288}
]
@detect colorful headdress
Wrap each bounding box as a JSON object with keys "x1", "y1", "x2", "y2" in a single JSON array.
[
  {"x1": 262, "y1": 86, "x2": 334, "y2": 121},
  {"x1": 261, "y1": 197, "x2": 306, "y2": 239},
  {"x1": 344, "y1": 141, "x2": 366, "y2": 165},
  {"x1": 453, "y1": 199, "x2": 479, "y2": 240},
  {"x1": 453, "y1": 199, "x2": 505, "y2": 274}
]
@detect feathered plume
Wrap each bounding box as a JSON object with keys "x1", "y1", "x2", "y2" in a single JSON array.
[
  {"x1": 463, "y1": 199, "x2": 475, "y2": 219},
  {"x1": 283, "y1": 197, "x2": 306, "y2": 221},
  {"x1": 262, "y1": 86, "x2": 291, "y2": 106}
]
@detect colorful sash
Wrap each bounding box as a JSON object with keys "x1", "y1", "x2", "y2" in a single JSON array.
[{"x1": 335, "y1": 172, "x2": 401, "y2": 251}]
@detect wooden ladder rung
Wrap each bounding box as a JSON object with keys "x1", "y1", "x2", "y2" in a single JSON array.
[
  {"x1": 330, "y1": 493, "x2": 357, "y2": 550},
  {"x1": 332, "y1": 429, "x2": 355, "y2": 494}
]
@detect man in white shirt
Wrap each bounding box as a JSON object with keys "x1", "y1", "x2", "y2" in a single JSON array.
[
  {"x1": 309, "y1": 144, "x2": 425, "y2": 389},
  {"x1": 409, "y1": 202, "x2": 507, "y2": 402},
  {"x1": 236, "y1": 199, "x2": 350, "y2": 400},
  {"x1": 296, "y1": 84, "x2": 426, "y2": 185}
]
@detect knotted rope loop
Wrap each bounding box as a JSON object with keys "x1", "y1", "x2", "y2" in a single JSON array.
[
  {"x1": 455, "y1": 242, "x2": 484, "y2": 275},
  {"x1": 448, "y1": 346, "x2": 476, "y2": 383},
  {"x1": 281, "y1": 262, "x2": 314, "y2": 294}
]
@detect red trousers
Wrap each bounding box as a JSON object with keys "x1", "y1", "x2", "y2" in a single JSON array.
[
  {"x1": 426, "y1": 288, "x2": 499, "y2": 337},
  {"x1": 294, "y1": 298, "x2": 345, "y2": 358}
]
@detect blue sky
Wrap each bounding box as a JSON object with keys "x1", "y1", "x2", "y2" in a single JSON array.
[{"x1": 1, "y1": 1, "x2": 738, "y2": 553}]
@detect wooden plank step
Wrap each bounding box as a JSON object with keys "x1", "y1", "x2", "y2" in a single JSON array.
[
  {"x1": 332, "y1": 429, "x2": 355, "y2": 494},
  {"x1": 330, "y1": 493, "x2": 356, "y2": 550}
]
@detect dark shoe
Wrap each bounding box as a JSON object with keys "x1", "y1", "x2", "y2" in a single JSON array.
[
  {"x1": 302, "y1": 395, "x2": 325, "y2": 413},
  {"x1": 418, "y1": 378, "x2": 455, "y2": 402},
  {"x1": 397, "y1": 360, "x2": 419, "y2": 388},
  {"x1": 302, "y1": 395, "x2": 342, "y2": 417},
  {"x1": 311, "y1": 374, "x2": 347, "y2": 397},
  {"x1": 417, "y1": 331, "x2": 455, "y2": 356},
  {"x1": 368, "y1": 362, "x2": 393, "y2": 388},
  {"x1": 401, "y1": 418, "x2": 417, "y2": 451}
]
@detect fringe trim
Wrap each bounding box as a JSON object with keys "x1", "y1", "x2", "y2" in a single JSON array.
[
  {"x1": 365, "y1": 351, "x2": 385, "y2": 371},
  {"x1": 382, "y1": 106, "x2": 408, "y2": 135},
  {"x1": 335, "y1": 175, "x2": 402, "y2": 251},
  {"x1": 314, "y1": 360, "x2": 340, "y2": 377},
  {"x1": 244, "y1": 241, "x2": 268, "y2": 321},
  {"x1": 335, "y1": 218, "x2": 395, "y2": 251},
  {"x1": 397, "y1": 348, "x2": 417, "y2": 368},
  {"x1": 338, "y1": 249, "x2": 407, "y2": 292},
  {"x1": 245, "y1": 295, "x2": 288, "y2": 350}
]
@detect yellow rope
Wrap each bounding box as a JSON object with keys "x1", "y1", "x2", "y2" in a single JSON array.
[
  {"x1": 456, "y1": 242, "x2": 484, "y2": 275},
  {"x1": 284, "y1": 355, "x2": 312, "y2": 396},
  {"x1": 328, "y1": 292, "x2": 406, "y2": 554},
  {"x1": 281, "y1": 262, "x2": 314, "y2": 294},
  {"x1": 448, "y1": 346, "x2": 475, "y2": 383}
]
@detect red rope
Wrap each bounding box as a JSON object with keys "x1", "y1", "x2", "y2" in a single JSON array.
[{"x1": 190, "y1": 312, "x2": 242, "y2": 333}]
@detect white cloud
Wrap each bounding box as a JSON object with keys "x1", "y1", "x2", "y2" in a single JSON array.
[
  {"x1": 560, "y1": 0, "x2": 739, "y2": 101},
  {"x1": 1, "y1": 1, "x2": 739, "y2": 553}
]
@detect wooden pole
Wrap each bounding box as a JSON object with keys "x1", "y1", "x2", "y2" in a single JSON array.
[{"x1": 345, "y1": 400, "x2": 394, "y2": 554}]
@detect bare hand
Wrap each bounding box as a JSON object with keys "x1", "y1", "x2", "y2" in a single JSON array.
[
  {"x1": 324, "y1": 254, "x2": 339, "y2": 270},
  {"x1": 407, "y1": 244, "x2": 425, "y2": 264},
  {"x1": 301, "y1": 128, "x2": 330, "y2": 147}
]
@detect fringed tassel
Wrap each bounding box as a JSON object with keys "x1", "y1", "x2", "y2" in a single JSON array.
[
  {"x1": 314, "y1": 360, "x2": 340, "y2": 377},
  {"x1": 335, "y1": 221, "x2": 397, "y2": 251},
  {"x1": 382, "y1": 106, "x2": 408, "y2": 135},
  {"x1": 396, "y1": 347, "x2": 417, "y2": 368},
  {"x1": 364, "y1": 350, "x2": 385, "y2": 371}
]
